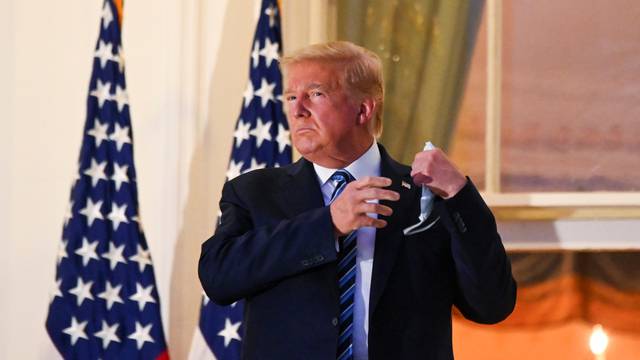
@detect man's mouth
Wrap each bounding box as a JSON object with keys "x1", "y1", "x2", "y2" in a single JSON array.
[{"x1": 295, "y1": 127, "x2": 314, "y2": 134}]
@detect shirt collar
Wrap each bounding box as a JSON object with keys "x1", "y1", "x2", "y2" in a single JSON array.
[{"x1": 313, "y1": 141, "x2": 381, "y2": 186}]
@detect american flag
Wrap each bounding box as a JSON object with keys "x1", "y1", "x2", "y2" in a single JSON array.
[
  {"x1": 189, "y1": 0, "x2": 291, "y2": 358},
  {"x1": 45, "y1": 1, "x2": 169, "y2": 359}
]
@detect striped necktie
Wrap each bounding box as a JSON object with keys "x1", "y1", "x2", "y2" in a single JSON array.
[{"x1": 328, "y1": 170, "x2": 357, "y2": 360}]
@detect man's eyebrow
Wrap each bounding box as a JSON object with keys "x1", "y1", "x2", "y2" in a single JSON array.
[
  {"x1": 284, "y1": 83, "x2": 329, "y2": 94},
  {"x1": 307, "y1": 83, "x2": 336, "y2": 92}
]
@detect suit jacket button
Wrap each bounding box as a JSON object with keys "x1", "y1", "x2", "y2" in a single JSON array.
[
  {"x1": 332, "y1": 317, "x2": 338, "y2": 326},
  {"x1": 301, "y1": 259, "x2": 311, "y2": 266},
  {"x1": 315, "y1": 255, "x2": 325, "y2": 262}
]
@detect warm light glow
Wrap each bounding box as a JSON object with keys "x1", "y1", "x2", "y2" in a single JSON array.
[{"x1": 589, "y1": 324, "x2": 609, "y2": 356}]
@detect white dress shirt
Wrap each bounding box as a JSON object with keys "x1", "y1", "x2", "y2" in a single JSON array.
[{"x1": 313, "y1": 141, "x2": 381, "y2": 360}]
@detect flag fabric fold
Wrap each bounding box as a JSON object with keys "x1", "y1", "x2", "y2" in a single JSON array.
[
  {"x1": 46, "y1": 1, "x2": 169, "y2": 358},
  {"x1": 189, "y1": 0, "x2": 291, "y2": 358}
]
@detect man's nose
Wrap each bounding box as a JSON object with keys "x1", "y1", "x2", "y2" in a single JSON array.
[{"x1": 292, "y1": 99, "x2": 310, "y2": 118}]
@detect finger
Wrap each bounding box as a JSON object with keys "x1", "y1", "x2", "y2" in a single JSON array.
[
  {"x1": 354, "y1": 176, "x2": 392, "y2": 189},
  {"x1": 426, "y1": 186, "x2": 448, "y2": 198},
  {"x1": 356, "y1": 188, "x2": 400, "y2": 202},
  {"x1": 411, "y1": 173, "x2": 433, "y2": 186},
  {"x1": 410, "y1": 166, "x2": 432, "y2": 177},
  {"x1": 370, "y1": 218, "x2": 388, "y2": 229},
  {"x1": 358, "y1": 216, "x2": 387, "y2": 229},
  {"x1": 358, "y1": 203, "x2": 393, "y2": 217},
  {"x1": 412, "y1": 149, "x2": 435, "y2": 166}
]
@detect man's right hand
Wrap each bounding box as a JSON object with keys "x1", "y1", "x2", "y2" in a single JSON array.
[{"x1": 329, "y1": 176, "x2": 400, "y2": 236}]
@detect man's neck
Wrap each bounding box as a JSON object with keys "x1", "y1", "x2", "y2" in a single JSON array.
[
  {"x1": 312, "y1": 141, "x2": 380, "y2": 186},
  {"x1": 307, "y1": 138, "x2": 375, "y2": 169}
]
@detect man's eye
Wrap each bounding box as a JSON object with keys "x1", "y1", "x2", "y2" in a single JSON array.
[
  {"x1": 311, "y1": 91, "x2": 323, "y2": 97},
  {"x1": 285, "y1": 95, "x2": 296, "y2": 102}
]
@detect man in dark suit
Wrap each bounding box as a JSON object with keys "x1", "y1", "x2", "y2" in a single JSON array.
[{"x1": 199, "y1": 41, "x2": 516, "y2": 360}]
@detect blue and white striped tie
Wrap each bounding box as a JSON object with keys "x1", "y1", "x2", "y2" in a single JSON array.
[{"x1": 328, "y1": 170, "x2": 357, "y2": 360}]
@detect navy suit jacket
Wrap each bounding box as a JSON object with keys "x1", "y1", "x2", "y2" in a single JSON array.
[{"x1": 199, "y1": 145, "x2": 516, "y2": 360}]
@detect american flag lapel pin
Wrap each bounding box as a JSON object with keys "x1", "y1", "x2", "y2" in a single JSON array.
[{"x1": 401, "y1": 180, "x2": 411, "y2": 189}]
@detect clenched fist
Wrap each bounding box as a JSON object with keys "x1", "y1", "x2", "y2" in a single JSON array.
[
  {"x1": 410, "y1": 147, "x2": 466, "y2": 199},
  {"x1": 329, "y1": 176, "x2": 400, "y2": 236}
]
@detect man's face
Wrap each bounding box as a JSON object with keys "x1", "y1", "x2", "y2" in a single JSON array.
[{"x1": 284, "y1": 61, "x2": 366, "y2": 166}]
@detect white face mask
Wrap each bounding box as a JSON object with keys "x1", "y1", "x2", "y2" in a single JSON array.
[{"x1": 403, "y1": 141, "x2": 440, "y2": 236}]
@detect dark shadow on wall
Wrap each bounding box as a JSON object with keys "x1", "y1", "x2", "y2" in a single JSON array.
[{"x1": 167, "y1": 1, "x2": 254, "y2": 358}]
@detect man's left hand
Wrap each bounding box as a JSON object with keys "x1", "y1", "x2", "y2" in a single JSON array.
[{"x1": 410, "y1": 147, "x2": 467, "y2": 199}]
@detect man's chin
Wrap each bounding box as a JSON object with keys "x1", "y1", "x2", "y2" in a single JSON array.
[
  {"x1": 293, "y1": 141, "x2": 323, "y2": 160},
  {"x1": 292, "y1": 136, "x2": 315, "y2": 152},
  {"x1": 293, "y1": 144, "x2": 315, "y2": 158}
]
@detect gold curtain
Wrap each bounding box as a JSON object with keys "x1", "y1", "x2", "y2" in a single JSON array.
[
  {"x1": 337, "y1": 0, "x2": 484, "y2": 163},
  {"x1": 453, "y1": 251, "x2": 640, "y2": 359}
]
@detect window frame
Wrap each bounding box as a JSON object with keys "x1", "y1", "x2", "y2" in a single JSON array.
[{"x1": 482, "y1": 0, "x2": 640, "y2": 220}]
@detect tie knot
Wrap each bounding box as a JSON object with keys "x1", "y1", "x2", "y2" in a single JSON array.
[
  {"x1": 329, "y1": 170, "x2": 354, "y2": 203},
  {"x1": 330, "y1": 169, "x2": 354, "y2": 185}
]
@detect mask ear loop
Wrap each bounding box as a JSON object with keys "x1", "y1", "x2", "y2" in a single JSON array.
[
  {"x1": 403, "y1": 216, "x2": 440, "y2": 235},
  {"x1": 403, "y1": 141, "x2": 440, "y2": 236}
]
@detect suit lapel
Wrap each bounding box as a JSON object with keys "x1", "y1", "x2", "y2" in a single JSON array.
[
  {"x1": 277, "y1": 149, "x2": 417, "y2": 317},
  {"x1": 369, "y1": 145, "x2": 417, "y2": 318},
  {"x1": 277, "y1": 158, "x2": 340, "y2": 301},
  {"x1": 278, "y1": 157, "x2": 325, "y2": 217}
]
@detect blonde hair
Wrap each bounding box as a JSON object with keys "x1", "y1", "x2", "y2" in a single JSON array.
[{"x1": 280, "y1": 41, "x2": 384, "y2": 137}]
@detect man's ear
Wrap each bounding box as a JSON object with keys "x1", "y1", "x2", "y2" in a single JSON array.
[{"x1": 357, "y1": 98, "x2": 376, "y2": 126}]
